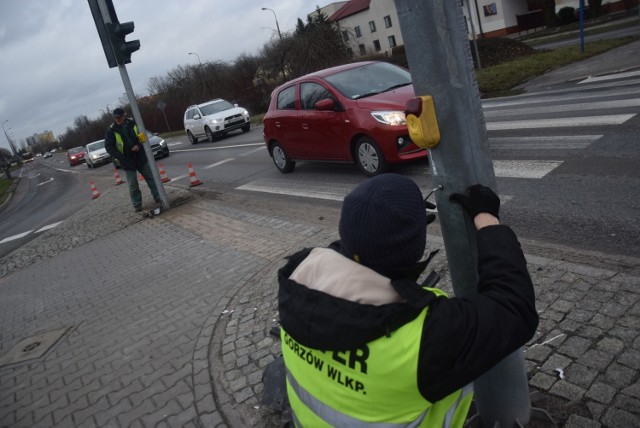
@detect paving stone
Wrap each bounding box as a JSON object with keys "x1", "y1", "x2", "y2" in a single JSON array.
[
  {"x1": 564, "y1": 363, "x2": 598, "y2": 389},
  {"x1": 558, "y1": 336, "x2": 592, "y2": 358},
  {"x1": 578, "y1": 349, "x2": 615, "y2": 371},
  {"x1": 604, "y1": 363, "x2": 636, "y2": 388},
  {"x1": 530, "y1": 372, "x2": 557, "y2": 390},
  {"x1": 585, "y1": 381, "x2": 617, "y2": 404},
  {"x1": 601, "y1": 407, "x2": 640, "y2": 428},
  {"x1": 550, "y1": 381, "x2": 585, "y2": 401},
  {"x1": 613, "y1": 394, "x2": 640, "y2": 414},
  {"x1": 563, "y1": 414, "x2": 601, "y2": 428},
  {"x1": 622, "y1": 382, "x2": 640, "y2": 399}
]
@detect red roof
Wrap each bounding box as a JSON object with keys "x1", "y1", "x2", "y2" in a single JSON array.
[{"x1": 329, "y1": 0, "x2": 371, "y2": 21}]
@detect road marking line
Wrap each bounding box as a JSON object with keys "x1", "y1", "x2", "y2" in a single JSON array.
[
  {"x1": 172, "y1": 143, "x2": 263, "y2": 153},
  {"x1": 0, "y1": 231, "x2": 33, "y2": 244},
  {"x1": 238, "y1": 181, "x2": 516, "y2": 204},
  {"x1": 37, "y1": 178, "x2": 55, "y2": 186},
  {"x1": 494, "y1": 160, "x2": 562, "y2": 179},
  {"x1": 171, "y1": 174, "x2": 187, "y2": 181},
  {"x1": 487, "y1": 114, "x2": 634, "y2": 130},
  {"x1": 578, "y1": 70, "x2": 640, "y2": 84},
  {"x1": 239, "y1": 147, "x2": 266, "y2": 157},
  {"x1": 204, "y1": 158, "x2": 235, "y2": 169},
  {"x1": 489, "y1": 135, "x2": 601, "y2": 150},
  {"x1": 35, "y1": 222, "x2": 63, "y2": 233}
]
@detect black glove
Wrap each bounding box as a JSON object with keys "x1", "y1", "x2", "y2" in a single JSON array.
[{"x1": 449, "y1": 184, "x2": 500, "y2": 219}]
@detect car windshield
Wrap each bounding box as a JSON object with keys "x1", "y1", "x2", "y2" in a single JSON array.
[
  {"x1": 200, "y1": 100, "x2": 234, "y2": 116},
  {"x1": 86, "y1": 141, "x2": 105, "y2": 151},
  {"x1": 324, "y1": 62, "x2": 412, "y2": 100},
  {"x1": 68, "y1": 147, "x2": 84, "y2": 154}
]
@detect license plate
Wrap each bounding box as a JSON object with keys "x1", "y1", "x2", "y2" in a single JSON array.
[{"x1": 225, "y1": 117, "x2": 243, "y2": 125}]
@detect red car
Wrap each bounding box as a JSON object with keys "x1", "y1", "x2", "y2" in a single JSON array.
[
  {"x1": 262, "y1": 61, "x2": 428, "y2": 176},
  {"x1": 67, "y1": 146, "x2": 85, "y2": 166}
]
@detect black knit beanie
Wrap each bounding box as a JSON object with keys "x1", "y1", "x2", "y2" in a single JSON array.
[{"x1": 339, "y1": 174, "x2": 427, "y2": 272}]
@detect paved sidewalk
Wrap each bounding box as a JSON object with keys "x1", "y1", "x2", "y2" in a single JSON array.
[{"x1": 0, "y1": 179, "x2": 638, "y2": 427}]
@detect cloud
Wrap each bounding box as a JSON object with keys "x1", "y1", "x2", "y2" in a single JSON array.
[{"x1": 0, "y1": 0, "x2": 322, "y2": 149}]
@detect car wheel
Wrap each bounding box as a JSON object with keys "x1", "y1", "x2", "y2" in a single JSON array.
[
  {"x1": 205, "y1": 127, "x2": 215, "y2": 142},
  {"x1": 355, "y1": 136, "x2": 387, "y2": 176},
  {"x1": 271, "y1": 142, "x2": 295, "y2": 173},
  {"x1": 187, "y1": 131, "x2": 198, "y2": 144},
  {"x1": 242, "y1": 124, "x2": 250, "y2": 133}
]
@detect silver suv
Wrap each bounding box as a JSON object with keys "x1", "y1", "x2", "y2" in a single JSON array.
[
  {"x1": 85, "y1": 139, "x2": 112, "y2": 168},
  {"x1": 183, "y1": 99, "x2": 250, "y2": 144}
]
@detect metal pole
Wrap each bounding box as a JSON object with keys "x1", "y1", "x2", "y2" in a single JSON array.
[
  {"x1": 262, "y1": 7, "x2": 286, "y2": 79},
  {"x1": 395, "y1": 1, "x2": 531, "y2": 426},
  {"x1": 118, "y1": 64, "x2": 169, "y2": 210},
  {"x1": 579, "y1": 0, "x2": 585, "y2": 53},
  {"x1": 465, "y1": 0, "x2": 482, "y2": 69},
  {"x1": 2, "y1": 120, "x2": 21, "y2": 165}
]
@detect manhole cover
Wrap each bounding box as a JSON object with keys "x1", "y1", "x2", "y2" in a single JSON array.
[{"x1": 0, "y1": 326, "x2": 71, "y2": 367}]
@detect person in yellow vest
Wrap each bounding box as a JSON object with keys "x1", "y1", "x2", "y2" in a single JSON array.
[
  {"x1": 104, "y1": 108, "x2": 160, "y2": 212},
  {"x1": 278, "y1": 174, "x2": 538, "y2": 427}
]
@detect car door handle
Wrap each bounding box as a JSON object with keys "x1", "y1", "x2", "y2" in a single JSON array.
[{"x1": 301, "y1": 123, "x2": 309, "y2": 130}]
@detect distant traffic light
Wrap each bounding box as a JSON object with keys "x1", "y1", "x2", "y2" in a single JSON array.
[{"x1": 106, "y1": 21, "x2": 140, "y2": 65}]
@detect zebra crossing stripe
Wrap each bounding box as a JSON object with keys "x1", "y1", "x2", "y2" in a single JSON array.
[
  {"x1": 482, "y1": 87, "x2": 636, "y2": 109},
  {"x1": 489, "y1": 135, "x2": 601, "y2": 150},
  {"x1": 483, "y1": 99, "x2": 640, "y2": 118},
  {"x1": 486, "y1": 114, "x2": 634, "y2": 130},
  {"x1": 493, "y1": 160, "x2": 562, "y2": 179}
]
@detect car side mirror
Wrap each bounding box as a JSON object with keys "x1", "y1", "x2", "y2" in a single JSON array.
[
  {"x1": 315, "y1": 99, "x2": 336, "y2": 111},
  {"x1": 153, "y1": 132, "x2": 158, "y2": 136},
  {"x1": 193, "y1": 114, "x2": 201, "y2": 120}
]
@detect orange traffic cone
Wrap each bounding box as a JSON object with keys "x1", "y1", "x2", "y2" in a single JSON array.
[
  {"x1": 158, "y1": 163, "x2": 171, "y2": 183},
  {"x1": 89, "y1": 182, "x2": 100, "y2": 199},
  {"x1": 138, "y1": 173, "x2": 145, "y2": 182},
  {"x1": 188, "y1": 162, "x2": 202, "y2": 187},
  {"x1": 114, "y1": 169, "x2": 125, "y2": 185}
]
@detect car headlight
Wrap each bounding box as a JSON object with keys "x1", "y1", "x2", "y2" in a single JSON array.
[
  {"x1": 371, "y1": 111, "x2": 406, "y2": 126},
  {"x1": 209, "y1": 118, "x2": 222, "y2": 124},
  {"x1": 158, "y1": 139, "x2": 166, "y2": 147},
  {"x1": 243, "y1": 110, "x2": 249, "y2": 117}
]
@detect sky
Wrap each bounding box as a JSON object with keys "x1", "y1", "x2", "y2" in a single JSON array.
[{"x1": 0, "y1": 0, "x2": 335, "y2": 152}]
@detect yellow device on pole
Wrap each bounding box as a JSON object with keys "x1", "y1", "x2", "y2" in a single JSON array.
[{"x1": 405, "y1": 96, "x2": 440, "y2": 149}]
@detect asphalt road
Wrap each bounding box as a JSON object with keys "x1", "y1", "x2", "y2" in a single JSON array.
[{"x1": 2, "y1": 69, "x2": 639, "y2": 263}]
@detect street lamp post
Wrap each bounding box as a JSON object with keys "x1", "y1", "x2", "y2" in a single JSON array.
[
  {"x1": 188, "y1": 52, "x2": 206, "y2": 98},
  {"x1": 261, "y1": 7, "x2": 286, "y2": 80},
  {"x1": 2, "y1": 120, "x2": 21, "y2": 165}
]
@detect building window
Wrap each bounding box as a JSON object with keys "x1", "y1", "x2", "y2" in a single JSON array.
[
  {"x1": 373, "y1": 40, "x2": 381, "y2": 51},
  {"x1": 384, "y1": 15, "x2": 392, "y2": 28},
  {"x1": 342, "y1": 30, "x2": 349, "y2": 41},
  {"x1": 388, "y1": 35, "x2": 397, "y2": 48},
  {"x1": 355, "y1": 26, "x2": 362, "y2": 37},
  {"x1": 359, "y1": 44, "x2": 366, "y2": 55},
  {"x1": 369, "y1": 21, "x2": 377, "y2": 33}
]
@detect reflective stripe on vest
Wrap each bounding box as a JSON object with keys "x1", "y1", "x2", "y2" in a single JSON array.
[
  {"x1": 282, "y1": 287, "x2": 474, "y2": 428},
  {"x1": 111, "y1": 121, "x2": 139, "y2": 153}
]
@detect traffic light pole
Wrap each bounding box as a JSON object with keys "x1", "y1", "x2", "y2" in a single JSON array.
[
  {"x1": 395, "y1": 1, "x2": 531, "y2": 426},
  {"x1": 119, "y1": 65, "x2": 170, "y2": 210}
]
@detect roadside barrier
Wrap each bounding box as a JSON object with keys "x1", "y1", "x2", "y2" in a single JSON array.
[
  {"x1": 114, "y1": 169, "x2": 125, "y2": 186},
  {"x1": 158, "y1": 163, "x2": 171, "y2": 183},
  {"x1": 188, "y1": 162, "x2": 202, "y2": 187},
  {"x1": 89, "y1": 182, "x2": 100, "y2": 199}
]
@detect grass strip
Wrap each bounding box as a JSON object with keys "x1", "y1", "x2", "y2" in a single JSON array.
[{"x1": 476, "y1": 36, "x2": 638, "y2": 96}]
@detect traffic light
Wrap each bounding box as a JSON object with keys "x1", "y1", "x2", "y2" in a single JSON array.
[
  {"x1": 106, "y1": 21, "x2": 140, "y2": 65},
  {"x1": 88, "y1": 0, "x2": 140, "y2": 68}
]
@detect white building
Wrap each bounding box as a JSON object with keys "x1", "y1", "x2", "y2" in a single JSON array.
[{"x1": 320, "y1": 0, "x2": 629, "y2": 57}]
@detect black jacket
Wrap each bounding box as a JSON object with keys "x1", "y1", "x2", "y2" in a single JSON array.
[
  {"x1": 278, "y1": 224, "x2": 538, "y2": 403},
  {"x1": 104, "y1": 118, "x2": 148, "y2": 171}
]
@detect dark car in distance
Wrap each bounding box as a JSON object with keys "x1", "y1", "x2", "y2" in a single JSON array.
[
  {"x1": 262, "y1": 61, "x2": 428, "y2": 176},
  {"x1": 67, "y1": 147, "x2": 85, "y2": 166}
]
